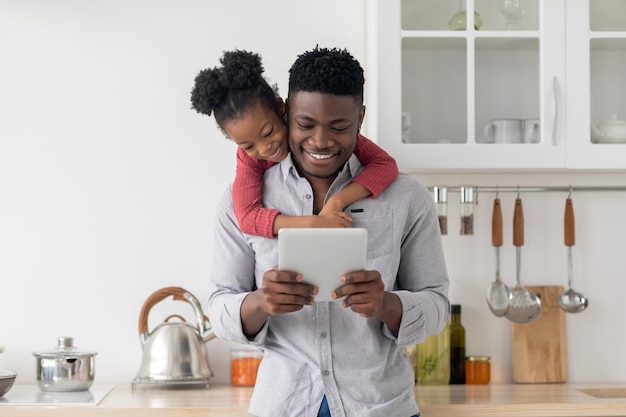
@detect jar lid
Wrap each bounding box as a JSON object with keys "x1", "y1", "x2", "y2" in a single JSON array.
[
  {"x1": 460, "y1": 186, "x2": 475, "y2": 203},
  {"x1": 32, "y1": 336, "x2": 97, "y2": 358},
  {"x1": 466, "y1": 355, "x2": 490, "y2": 362},
  {"x1": 433, "y1": 186, "x2": 448, "y2": 203}
]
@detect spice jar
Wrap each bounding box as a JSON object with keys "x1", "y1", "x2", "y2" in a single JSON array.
[
  {"x1": 230, "y1": 349, "x2": 263, "y2": 387},
  {"x1": 465, "y1": 356, "x2": 490, "y2": 384},
  {"x1": 433, "y1": 186, "x2": 448, "y2": 235},
  {"x1": 460, "y1": 186, "x2": 475, "y2": 235}
]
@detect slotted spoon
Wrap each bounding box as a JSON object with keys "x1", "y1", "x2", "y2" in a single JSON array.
[{"x1": 505, "y1": 196, "x2": 542, "y2": 323}]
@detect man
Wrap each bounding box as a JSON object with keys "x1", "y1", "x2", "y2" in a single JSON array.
[{"x1": 208, "y1": 46, "x2": 450, "y2": 417}]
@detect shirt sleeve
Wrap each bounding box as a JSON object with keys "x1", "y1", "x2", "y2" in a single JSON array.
[
  {"x1": 207, "y1": 187, "x2": 269, "y2": 345},
  {"x1": 351, "y1": 134, "x2": 399, "y2": 198},
  {"x1": 386, "y1": 181, "x2": 450, "y2": 346},
  {"x1": 232, "y1": 147, "x2": 281, "y2": 237}
]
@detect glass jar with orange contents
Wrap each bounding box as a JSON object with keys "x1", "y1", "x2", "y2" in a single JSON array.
[
  {"x1": 230, "y1": 349, "x2": 263, "y2": 387},
  {"x1": 465, "y1": 356, "x2": 490, "y2": 384}
]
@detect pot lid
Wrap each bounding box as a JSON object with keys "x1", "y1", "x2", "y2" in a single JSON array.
[{"x1": 32, "y1": 336, "x2": 97, "y2": 358}]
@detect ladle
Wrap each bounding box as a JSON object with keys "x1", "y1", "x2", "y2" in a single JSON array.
[
  {"x1": 505, "y1": 196, "x2": 542, "y2": 323},
  {"x1": 486, "y1": 197, "x2": 512, "y2": 316},
  {"x1": 558, "y1": 197, "x2": 589, "y2": 313}
]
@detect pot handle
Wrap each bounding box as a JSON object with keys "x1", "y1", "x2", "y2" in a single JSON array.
[{"x1": 137, "y1": 287, "x2": 211, "y2": 344}]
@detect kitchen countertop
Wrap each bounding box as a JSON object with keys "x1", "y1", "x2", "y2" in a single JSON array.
[{"x1": 1, "y1": 383, "x2": 626, "y2": 416}]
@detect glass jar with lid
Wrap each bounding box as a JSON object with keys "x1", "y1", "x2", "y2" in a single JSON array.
[{"x1": 465, "y1": 355, "x2": 490, "y2": 384}]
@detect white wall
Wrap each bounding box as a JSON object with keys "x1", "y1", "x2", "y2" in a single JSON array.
[
  {"x1": 1, "y1": 0, "x2": 625, "y2": 388},
  {"x1": 0, "y1": 0, "x2": 367, "y2": 386}
]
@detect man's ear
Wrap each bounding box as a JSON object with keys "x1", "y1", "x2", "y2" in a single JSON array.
[{"x1": 358, "y1": 105, "x2": 366, "y2": 130}]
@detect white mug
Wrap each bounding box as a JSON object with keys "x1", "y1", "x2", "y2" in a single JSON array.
[
  {"x1": 523, "y1": 119, "x2": 540, "y2": 143},
  {"x1": 483, "y1": 119, "x2": 523, "y2": 144}
]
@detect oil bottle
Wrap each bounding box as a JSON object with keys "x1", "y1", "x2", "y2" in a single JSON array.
[{"x1": 416, "y1": 321, "x2": 450, "y2": 385}]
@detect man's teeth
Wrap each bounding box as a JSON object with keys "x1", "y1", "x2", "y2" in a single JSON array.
[{"x1": 309, "y1": 153, "x2": 333, "y2": 160}]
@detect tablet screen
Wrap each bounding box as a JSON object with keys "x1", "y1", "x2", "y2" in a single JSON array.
[{"x1": 278, "y1": 228, "x2": 368, "y2": 302}]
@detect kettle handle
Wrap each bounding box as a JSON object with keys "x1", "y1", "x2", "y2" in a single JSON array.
[{"x1": 137, "y1": 287, "x2": 210, "y2": 344}]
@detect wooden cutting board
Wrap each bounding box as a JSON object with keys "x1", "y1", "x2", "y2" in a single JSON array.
[{"x1": 512, "y1": 285, "x2": 567, "y2": 383}]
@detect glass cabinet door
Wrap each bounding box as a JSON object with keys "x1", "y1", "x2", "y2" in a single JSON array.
[
  {"x1": 567, "y1": 0, "x2": 626, "y2": 169},
  {"x1": 369, "y1": 0, "x2": 566, "y2": 170}
]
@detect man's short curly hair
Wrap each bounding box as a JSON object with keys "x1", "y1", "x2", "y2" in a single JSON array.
[{"x1": 288, "y1": 46, "x2": 364, "y2": 104}]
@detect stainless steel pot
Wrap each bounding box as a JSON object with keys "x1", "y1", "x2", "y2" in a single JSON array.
[
  {"x1": 33, "y1": 337, "x2": 97, "y2": 392},
  {"x1": 133, "y1": 287, "x2": 215, "y2": 386}
]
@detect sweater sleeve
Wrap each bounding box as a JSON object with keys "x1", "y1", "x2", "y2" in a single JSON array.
[
  {"x1": 352, "y1": 134, "x2": 399, "y2": 198},
  {"x1": 232, "y1": 147, "x2": 280, "y2": 237}
]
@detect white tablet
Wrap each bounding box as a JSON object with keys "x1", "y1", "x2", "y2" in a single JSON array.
[{"x1": 278, "y1": 228, "x2": 368, "y2": 302}]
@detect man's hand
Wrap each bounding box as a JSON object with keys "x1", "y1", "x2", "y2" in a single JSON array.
[
  {"x1": 241, "y1": 266, "x2": 318, "y2": 338},
  {"x1": 260, "y1": 266, "x2": 318, "y2": 315},
  {"x1": 332, "y1": 270, "x2": 402, "y2": 333}
]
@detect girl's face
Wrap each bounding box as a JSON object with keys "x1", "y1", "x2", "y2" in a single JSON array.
[{"x1": 223, "y1": 101, "x2": 289, "y2": 163}]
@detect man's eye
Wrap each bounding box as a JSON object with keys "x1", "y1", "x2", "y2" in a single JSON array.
[
  {"x1": 297, "y1": 123, "x2": 313, "y2": 129},
  {"x1": 332, "y1": 126, "x2": 349, "y2": 133}
]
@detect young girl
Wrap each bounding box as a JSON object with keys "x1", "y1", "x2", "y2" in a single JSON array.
[{"x1": 190, "y1": 50, "x2": 398, "y2": 237}]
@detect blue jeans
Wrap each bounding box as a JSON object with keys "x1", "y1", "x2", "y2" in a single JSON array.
[{"x1": 318, "y1": 396, "x2": 420, "y2": 417}]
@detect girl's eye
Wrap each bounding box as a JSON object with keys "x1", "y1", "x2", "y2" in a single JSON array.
[
  {"x1": 243, "y1": 145, "x2": 253, "y2": 151},
  {"x1": 264, "y1": 127, "x2": 274, "y2": 138}
]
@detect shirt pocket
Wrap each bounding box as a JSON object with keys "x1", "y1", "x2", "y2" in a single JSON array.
[{"x1": 347, "y1": 204, "x2": 394, "y2": 259}]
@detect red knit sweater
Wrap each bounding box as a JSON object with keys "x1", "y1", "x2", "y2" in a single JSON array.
[{"x1": 232, "y1": 134, "x2": 398, "y2": 237}]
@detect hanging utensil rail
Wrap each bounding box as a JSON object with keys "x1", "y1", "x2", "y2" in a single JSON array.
[{"x1": 434, "y1": 185, "x2": 626, "y2": 194}]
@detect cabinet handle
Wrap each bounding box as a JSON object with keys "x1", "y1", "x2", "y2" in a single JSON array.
[{"x1": 552, "y1": 76, "x2": 561, "y2": 146}]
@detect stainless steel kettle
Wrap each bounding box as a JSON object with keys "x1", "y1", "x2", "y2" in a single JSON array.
[{"x1": 133, "y1": 287, "x2": 216, "y2": 386}]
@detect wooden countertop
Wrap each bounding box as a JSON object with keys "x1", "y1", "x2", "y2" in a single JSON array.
[{"x1": 1, "y1": 383, "x2": 626, "y2": 416}]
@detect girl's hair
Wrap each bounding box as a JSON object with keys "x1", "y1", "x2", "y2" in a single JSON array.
[
  {"x1": 190, "y1": 50, "x2": 282, "y2": 135},
  {"x1": 288, "y1": 46, "x2": 364, "y2": 104}
]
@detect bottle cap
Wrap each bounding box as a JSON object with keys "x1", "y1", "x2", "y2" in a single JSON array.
[{"x1": 451, "y1": 304, "x2": 461, "y2": 314}]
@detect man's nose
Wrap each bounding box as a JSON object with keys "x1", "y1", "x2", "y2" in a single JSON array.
[{"x1": 308, "y1": 127, "x2": 331, "y2": 148}]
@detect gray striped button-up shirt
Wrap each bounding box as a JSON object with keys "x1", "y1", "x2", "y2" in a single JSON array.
[{"x1": 208, "y1": 153, "x2": 450, "y2": 417}]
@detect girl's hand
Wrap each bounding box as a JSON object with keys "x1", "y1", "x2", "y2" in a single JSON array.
[{"x1": 309, "y1": 212, "x2": 352, "y2": 228}]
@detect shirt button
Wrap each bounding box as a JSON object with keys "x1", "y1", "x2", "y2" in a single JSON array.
[
  {"x1": 320, "y1": 332, "x2": 327, "y2": 338},
  {"x1": 305, "y1": 194, "x2": 312, "y2": 199},
  {"x1": 322, "y1": 370, "x2": 330, "y2": 376}
]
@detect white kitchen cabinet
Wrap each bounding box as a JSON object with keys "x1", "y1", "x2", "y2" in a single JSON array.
[{"x1": 366, "y1": 0, "x2": 626, "y2": 170}]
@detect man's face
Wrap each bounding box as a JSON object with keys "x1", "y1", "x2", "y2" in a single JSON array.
[{"x1": 287, "y1": 91, "x2": 365, "y2": 181}]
